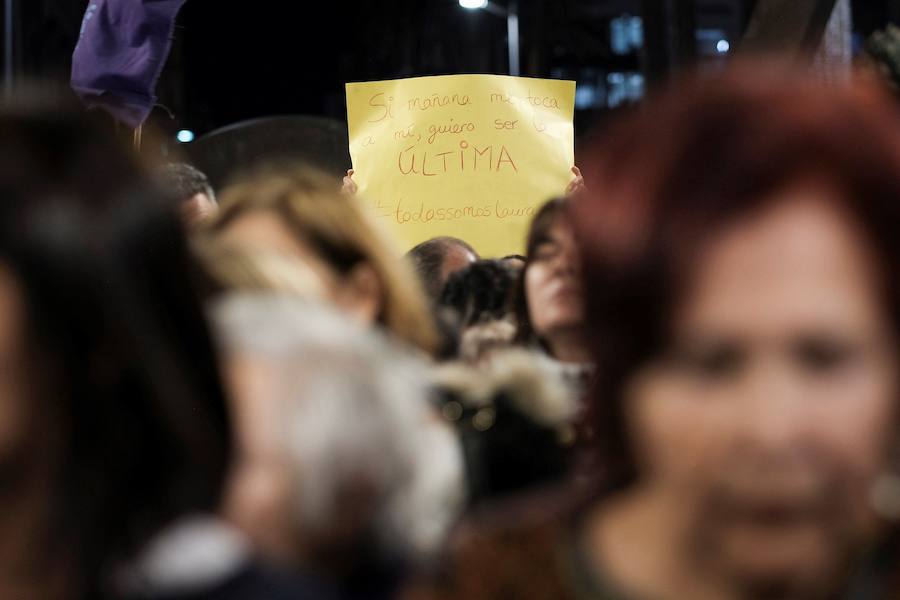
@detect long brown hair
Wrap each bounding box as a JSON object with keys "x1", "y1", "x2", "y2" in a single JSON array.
[{"x1": 513, "y1": 197, "x2": 569, "y2": 349}]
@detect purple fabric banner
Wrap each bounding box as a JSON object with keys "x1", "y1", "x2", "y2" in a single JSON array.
[{"x1": 71, "y1": 0, "x2": 187, "y2": 129}]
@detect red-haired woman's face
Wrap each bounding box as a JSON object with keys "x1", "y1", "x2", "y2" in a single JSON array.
[
  {"x1": 525, "y1": 219, "x2": 584, "y2": 341},
  {"x1": 624, "y1": 181, "x2": 898, "y2": 589}
]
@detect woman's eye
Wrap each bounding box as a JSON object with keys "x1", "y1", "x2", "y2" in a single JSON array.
[
  {"x1": 792, "y1": 337, "x2": 858, "y2": 374},
  {"x1": 670, "y1": 343, "x2": 744, "y2": 380},
  {"x1": 532, "y1": 242, "x2": 559, "y2": 261}
]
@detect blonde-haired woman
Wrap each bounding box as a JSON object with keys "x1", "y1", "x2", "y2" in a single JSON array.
[
  {"x1": 195, "y1": 239, "x2": 327, "y2": 299},
  {"x1": 206, "y1": 166, "x2": 439, "y2": 355}
]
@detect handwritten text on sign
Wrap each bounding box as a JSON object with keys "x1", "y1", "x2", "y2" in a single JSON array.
[{"x1": 346, "y1": 75, "x2": 576, "y2": 256}]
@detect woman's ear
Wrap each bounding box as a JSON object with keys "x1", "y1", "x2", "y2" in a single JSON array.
[{"x1": 335, "y1": 263, "x2": 384, "y2": 325}]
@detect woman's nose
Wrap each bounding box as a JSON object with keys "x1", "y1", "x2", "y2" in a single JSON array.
[
  {"x1": 554, "y1": 243, "x2": 580, "y2": 276},
  {"x1": 734, "y1": 360, "x2": 810, "y2": 454}
]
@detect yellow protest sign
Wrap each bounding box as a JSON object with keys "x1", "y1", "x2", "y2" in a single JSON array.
[{"x1": 346, "y1": 74, "x2": 575, "y2": 257}]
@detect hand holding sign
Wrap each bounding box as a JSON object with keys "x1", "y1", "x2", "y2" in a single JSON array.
[
  {"x1": 342, "y1": 169, "x2": 358, "y2": 195},
  {"x1": 565, "y1": 166, "x2": 585, "y2": 196},
  {"x1": 346, "y1": 75, "x2": 576, "y2": 256}
]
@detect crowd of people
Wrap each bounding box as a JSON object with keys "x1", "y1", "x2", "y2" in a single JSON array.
[{"x1": 4, "y1": 61, "x2": 900, "y2": 599}]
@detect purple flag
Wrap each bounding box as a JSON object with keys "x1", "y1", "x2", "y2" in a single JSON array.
[{"x1": 71, "y1": 0, "x2": 187, "y2": 129}]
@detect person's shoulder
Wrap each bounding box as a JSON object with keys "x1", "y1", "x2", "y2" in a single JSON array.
[
  {"x1": 141, "y1": 561, "x2": 337, "y2": 600},
  {"x1": 406, "y1": 489, "x2": 586, "y2": 600},
  {"x1": 114, "y1": 514, "x2": 338, "y2": 600}
]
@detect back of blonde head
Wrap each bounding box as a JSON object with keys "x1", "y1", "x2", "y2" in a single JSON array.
[{"x1": 210, "y1": 166, "x2": 438, "y2": 355}]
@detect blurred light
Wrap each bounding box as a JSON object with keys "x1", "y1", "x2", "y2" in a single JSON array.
[
  {"x1": 176, "y1": 129, "x2": 195, "y2": 143},
  {"x1": 610, "y1": 17, "x2": 629, "y2": 55},
  {"x1": 607, "y1": 72, "x2": 626, "y2": 108},
  {"x1": 696, "y1": 28, "x2": 728, "y2": 56},
  {"x1": 459, "y1": 0, "x2": 487, "y2": 8},
  {"x1": 574, "y1": 85, "x2": 597, "y2": 110},
  {"x1": 627, "y1": 73, "x2": 645, "y2": 101},
  {"x1": 629, "y1": 16, "x2": 644, "y2": 47},
  {"x1": 605, "y1": 71, "x2": 644, "y2": 109},
  {"x1": 610, "y1": 15, "x2": 643, "y2": 55}
]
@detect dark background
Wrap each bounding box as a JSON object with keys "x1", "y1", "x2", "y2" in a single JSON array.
[{"x1": 7, "y1": 0, "x2": 900, "y2": 142}]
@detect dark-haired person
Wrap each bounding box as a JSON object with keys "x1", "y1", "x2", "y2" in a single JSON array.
[
  {"x1": 439, "y1": 259, "x2": 520, "y2": 362},
  {"x1": 406, "y1": 236, "x2": 479, "y2": 303},
  {"x1": 514, "y1": 198, "x2": 590, "y2": 368},
  {"x1": 500, "y1": 254, "x2": 526, "y2": 270},
  {"x1": 155, "y1": 162, "x2": 219, "y2": 228},
  {"x1": 0, "y1": 96, "x2": 328, "y2": 600},
  {"x1": 414, "y1": 65, "x2": 900, "y2": 600}
]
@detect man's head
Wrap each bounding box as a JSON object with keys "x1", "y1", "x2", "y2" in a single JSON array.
[
  {"x1": 155, "y1": 162, "x2": 218, "y2": 228},
  {"x1": 406, "y1": 236, "x2": 478, "y2": 301}
]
